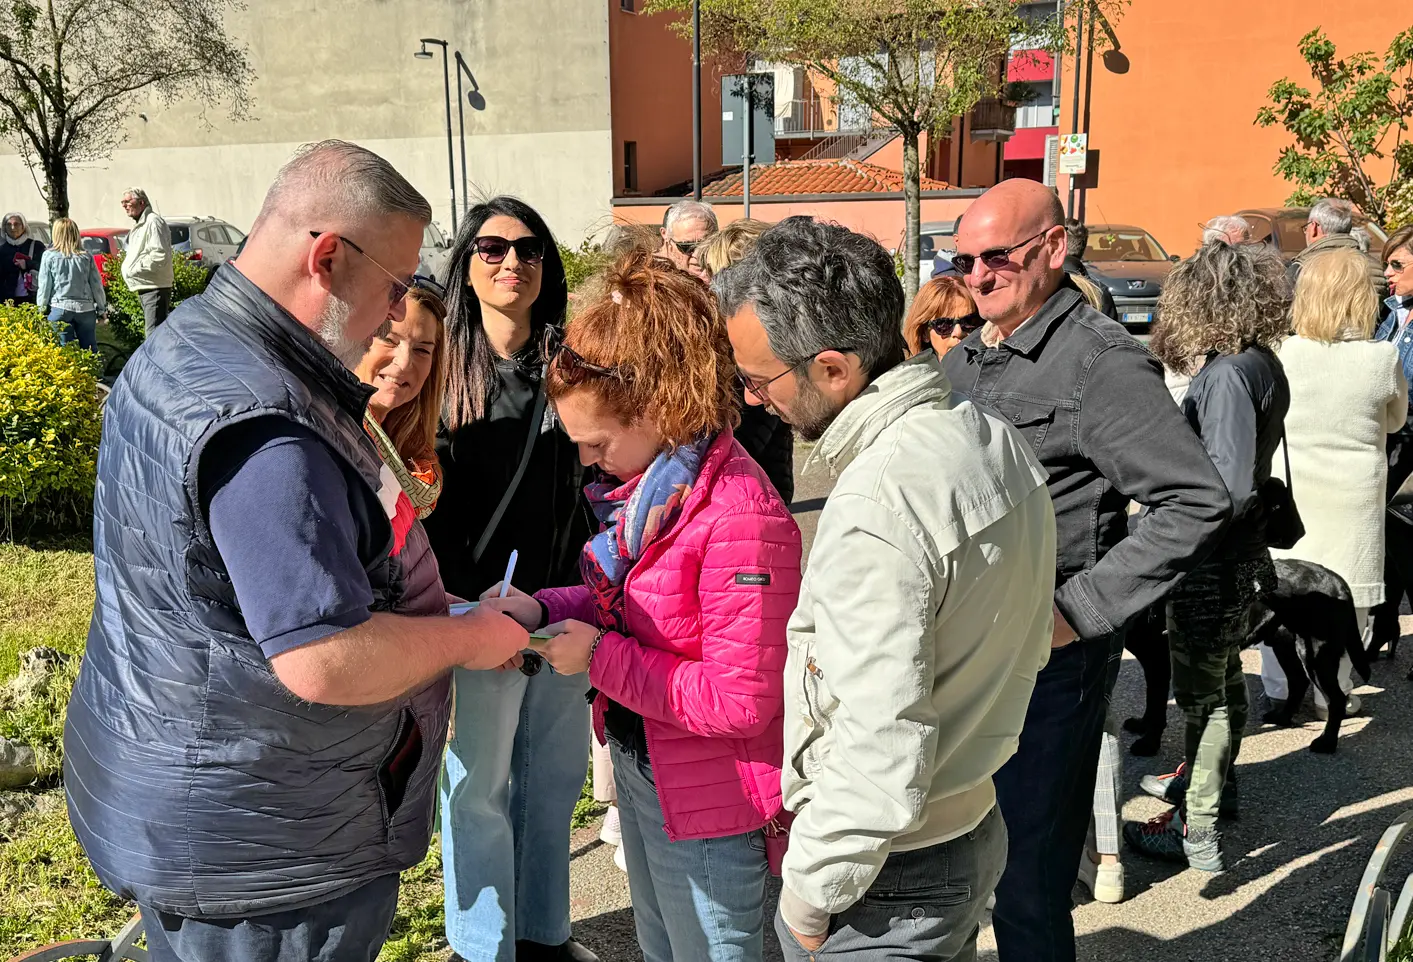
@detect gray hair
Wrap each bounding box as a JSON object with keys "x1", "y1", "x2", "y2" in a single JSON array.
[
  {"x1": 1064, "y1": 218, "x2": 1088, "y2": 258},
  {"x1": 712, "y1": 216, "x2": 905, "y2": 379},
  {"x1": 255, "y1": 140, "x2": 431, "y2": 230},
  {"x1": 663, "y1": 199, "x2": 718, "y2": 236},
  {"x1": 123, "y1": 188, "x2": 151, "y2": 210},
  {"x1": 1308, "y1": 198, "x2": 1354, "y2": 236},
  {"x1": 1350, "y1": 226, "x2": 1371, "y2": 253},
  {"x1": 1202, "y1": 215, "x2": 1252, "y2": 246}
]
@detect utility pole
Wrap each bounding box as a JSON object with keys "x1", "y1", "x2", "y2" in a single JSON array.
[
  {"x1": 692, "y1": 0, "x2": 702, "y2": 201},
  {"x1": 742, "y1": 74, "x2": 753, "y2": 219},
  {"x1": 1067, "y1": 2, "x2": 1083, "y2": 220}
]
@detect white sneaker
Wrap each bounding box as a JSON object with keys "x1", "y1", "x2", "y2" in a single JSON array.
[
  {"x1": 1315, "y1": 693, "x2": 1363, "y2": 722},
  {"x1": 613, "y1": 843, "x2": 627, "y2": 872},
  {"x1": 1077, "y1": 854, "x2": 1125, "y2": 904},
  {"x1": 599, "y1": 805, "x2": 622, "y2": 847}
]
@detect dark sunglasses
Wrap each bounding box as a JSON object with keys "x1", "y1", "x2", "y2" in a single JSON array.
[
  {"x1": 474, "y1": 235, "x2": 545, "y2": 265},
  {"x1": 673, "y1": 239, "x2": 700, "y2": 257},
  {"x1": 927, "y1": 313, "x2": 984, "y2": 337},
  {"x1": 1389, "y1": 258, "x2": 1410, "y2": 273},
  {"x1": 542, "y1": 326, "x2": 627, "y2": 384},
  {"x1": 950, "y1": 229, "x2": 1052, "y2": 275},
  {"x1": 411, "y1": 274, "x2": 447, "y2": 298}
]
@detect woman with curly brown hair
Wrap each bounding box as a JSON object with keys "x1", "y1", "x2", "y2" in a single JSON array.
[
  {"x1": 484, "y1": 250, "x2": 803, "y2": 962},
  {"x1": 1125, "y1": 241, "x2": 1291, "y2": 874}
]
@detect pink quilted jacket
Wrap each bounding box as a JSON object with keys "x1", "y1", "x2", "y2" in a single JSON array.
[{"x1": 537, "y1": 431, "x2": 802, "y2": 841}]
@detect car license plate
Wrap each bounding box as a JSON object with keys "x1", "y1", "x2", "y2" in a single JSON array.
[{"x1": 1123, "y1": 312, "x2": 1152, "y2": 325}]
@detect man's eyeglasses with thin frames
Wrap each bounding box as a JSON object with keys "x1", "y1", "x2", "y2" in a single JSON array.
[{"x1": 310, "y1": 231, "x2": 413, "y2": 306}]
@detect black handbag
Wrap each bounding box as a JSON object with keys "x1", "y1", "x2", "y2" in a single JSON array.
[{"x1": 1262, "y1": 430, "x2": 1305, "y2": 550}]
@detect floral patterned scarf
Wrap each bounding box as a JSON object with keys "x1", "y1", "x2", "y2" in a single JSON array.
[{"x1": 580, "y1": 435, "x2": 714, "y2": 631}]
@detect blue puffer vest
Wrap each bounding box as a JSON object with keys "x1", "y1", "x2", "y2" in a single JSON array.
[{"x1": 64, "y1": 266, "x2": 452, "y2": 918}]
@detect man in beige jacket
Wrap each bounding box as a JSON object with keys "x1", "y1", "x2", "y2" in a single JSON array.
[{"x1": 716, "y1": 216, "x2": 1056, "y2": 961}]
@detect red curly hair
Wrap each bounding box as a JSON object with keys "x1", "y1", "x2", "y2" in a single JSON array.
[{"x1": 546, "y1": 250, "x2": 739, "y2": 446}]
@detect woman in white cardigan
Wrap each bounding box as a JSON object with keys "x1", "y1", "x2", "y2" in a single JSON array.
[{"x1": 1264, "y1": 248, "x2": 1408, "y2": 714}]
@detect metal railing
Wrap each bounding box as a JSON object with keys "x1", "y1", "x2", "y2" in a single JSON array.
[
  {"x1": 774, "y1": 97, "x2": 871, "y2": 137},
  {"x1": 1015, "y1": 102, "x2": 1055, "y2": 128}
]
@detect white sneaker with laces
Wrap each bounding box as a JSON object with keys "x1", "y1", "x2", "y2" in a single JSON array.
[
  {"x1": 1077, "y1": 853, "x2": 1126, "y2": 904},
  {"x1": 599, "y1": 805, "x2": 622, "y2": 847}
]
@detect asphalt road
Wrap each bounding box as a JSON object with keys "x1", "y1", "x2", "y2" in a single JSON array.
[{"x1": 567, "y1": 440, "x2": 1413, "y2": 961}]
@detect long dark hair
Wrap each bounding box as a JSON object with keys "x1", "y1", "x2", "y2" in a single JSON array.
[{"x1": 442, "y1": 196, "x2": 568, "y2": 427}]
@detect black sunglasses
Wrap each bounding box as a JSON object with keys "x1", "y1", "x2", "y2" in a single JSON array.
[
  {"x1": 411, "y1": 274, "x2": 447, "y2": 298},
  {"x1": 475, "y1": 235, "x2": 545, "y2": 265},
  {"x1": 541, "y1": 326, "x2": 627, "y2": 383},
  {"x1": 950, "y1": 229, "x2": 1053, "y2": 275},
  {"x1": 927, "y1": 313, "x2": 984, "y2": 337},
  {"x1": 673, "y1": 239, "x2": 700, "y2": 257}
]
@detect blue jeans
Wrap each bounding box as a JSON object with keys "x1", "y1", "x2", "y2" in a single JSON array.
[
  {"x1": 139, "y1": 874, "x2": 399, "y2": 962},
  {"x1": 440, "y1": 664, "x2": 590, "y2": 962},
  {"x1": 49, "y1": 307, "x2": 97, "y2": 350},
  {"x1": 775, "y1": 805, "x2": 1007, "y2": 962},
  {"x1": 991, "y1": 635, "x2": 1121, "y2": 962},
  {"x1": 612, "y1": 739, "x2": 769, "y2": 962}
]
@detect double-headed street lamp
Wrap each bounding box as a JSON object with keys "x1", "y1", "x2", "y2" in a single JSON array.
[{"x1": 414, "y1": 37, "x2": 458, "y2": 233}]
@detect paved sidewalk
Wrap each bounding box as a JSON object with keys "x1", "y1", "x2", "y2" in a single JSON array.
[{"x1": 566, "y1": 442, "x2": 1413, "y2": 961}]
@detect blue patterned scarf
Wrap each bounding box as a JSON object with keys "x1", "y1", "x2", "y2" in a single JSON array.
[{"x1": 580, "y1": 435, "x2": 714, "y2": 632}]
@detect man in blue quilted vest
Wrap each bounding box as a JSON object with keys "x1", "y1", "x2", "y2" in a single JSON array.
[{"x1": 65, "y1": 140, "x2": 528, "y2": 961}]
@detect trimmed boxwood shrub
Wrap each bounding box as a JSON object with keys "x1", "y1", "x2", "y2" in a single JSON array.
[{"x1": 0, "y1": 304, "x2": 103, "y2": 537}]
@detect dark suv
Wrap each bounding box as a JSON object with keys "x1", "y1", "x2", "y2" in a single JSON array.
[{"x1": 1082, "y1": 224, "x2": 1180, "y2": 337}]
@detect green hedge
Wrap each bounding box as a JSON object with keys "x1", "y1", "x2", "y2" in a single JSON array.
[
  {"x1": 102, "y1": 252, "x2": 212, "y2": 350},
  {"x1": 0, "y1": 305, "x2": 103, "y2": 538}
]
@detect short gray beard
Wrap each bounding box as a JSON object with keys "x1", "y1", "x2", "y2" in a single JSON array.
[
  {"x1": 790, "y1": 374, "x2": 845, "y2": 442},
  {"x1": 315, "y1": 294, "x2": 370, "y2": 369}
]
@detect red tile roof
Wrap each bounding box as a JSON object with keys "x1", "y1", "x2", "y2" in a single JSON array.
[{"x1": 702, "y1": 159, "x2": 951, "y2": 197}]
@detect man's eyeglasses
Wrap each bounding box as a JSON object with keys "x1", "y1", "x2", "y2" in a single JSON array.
[
  {"x1": 474, "y1": 235, "x2": 545, "y2": 265},
  {"x1": 310, "y1": 231, "x2": 412, "y2": 305},
  {"x1": 950, "y1": 229, "x2": 1054, "y2": 275},
  {"x1": 737, "y1": 349, "x2": 844, "y2": 405},
  {"x1": 672, "y1": 239, "x2": 701, "y2": 257},
  {"x1": 927, "y1": 313, "x2": 985, "y2": 338}
]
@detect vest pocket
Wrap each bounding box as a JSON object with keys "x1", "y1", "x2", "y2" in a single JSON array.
[{"x1": 377, "y1": 707, "x2": 424, "y2": 826}]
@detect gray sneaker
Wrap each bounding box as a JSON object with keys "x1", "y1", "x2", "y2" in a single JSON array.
[{"x1": 1139, "y1": 762, "x2": 1239, "y2": 818}]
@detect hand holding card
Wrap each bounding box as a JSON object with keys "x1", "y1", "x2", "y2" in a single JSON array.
[{"x1": 525, "y1": 619, "x2": 600, "y2": 675}]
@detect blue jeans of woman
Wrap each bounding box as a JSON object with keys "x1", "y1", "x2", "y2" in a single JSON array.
[
  {"x1": 440, "y1": 664, "x2": 590, "y2": 962},
  {"x1": 611, "y1": 738, "x2": 769, "y2": 962},
  {"x1": 49, "y1": 307, "x2": 97, "y2": 350}
]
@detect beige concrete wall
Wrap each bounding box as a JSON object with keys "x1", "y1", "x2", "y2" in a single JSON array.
[{"x1": 0, "y1": 0, "x2": 614, "y2": 241}]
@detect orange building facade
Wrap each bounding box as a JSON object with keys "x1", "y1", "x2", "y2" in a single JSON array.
[{"x1": 1064, "y1": 2, "x2": 1410, "y2": 255}]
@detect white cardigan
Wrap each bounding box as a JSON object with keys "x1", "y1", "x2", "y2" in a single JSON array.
[{"x1": 1270, "y1": 336, "x2": 1407, "y2": 608}]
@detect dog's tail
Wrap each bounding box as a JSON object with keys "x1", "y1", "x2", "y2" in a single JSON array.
[{"x1": 1346, "y1": 605, "x2": 1373, "y2": 683}]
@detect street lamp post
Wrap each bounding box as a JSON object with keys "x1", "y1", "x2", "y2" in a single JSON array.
[
  {"x1": 415, "y1": 38, "x2": 457, "y2": 233},
  {"x1": 692, "y1": 0, "x2": 702, "y2": 201}
]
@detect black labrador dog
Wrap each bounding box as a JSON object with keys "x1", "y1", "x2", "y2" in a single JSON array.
[
  {"x1": 1250, "y1": 559, "x2": 1372, "y2": 754},
  {"x1": 1123, "y1": 558, "x2": 1372, "y2": 756}
]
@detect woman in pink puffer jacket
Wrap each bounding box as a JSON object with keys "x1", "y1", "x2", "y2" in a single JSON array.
[{"x1": 486, "y1": 251, "x2": 801, "y2": 962}]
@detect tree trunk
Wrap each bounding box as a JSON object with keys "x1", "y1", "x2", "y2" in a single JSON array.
[
  {"x1": 902, "y1": 127, "x2": 922, "y2": 304},
  {"x1": 43, "y1": 154, "x2": 70, "y2": 224}
]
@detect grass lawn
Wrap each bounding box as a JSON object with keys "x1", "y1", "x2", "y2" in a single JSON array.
[{"x1": 0, "y1": 542, "x2": 606, "y2": 959}]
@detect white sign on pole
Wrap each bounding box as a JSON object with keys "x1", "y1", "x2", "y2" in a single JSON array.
[
  {"x1": 1059, "y1": 133, "x2": 1088, "y2": 175},
  {"x1": 1043, "y1": 134, "x2": 1061, "y2": 187}
]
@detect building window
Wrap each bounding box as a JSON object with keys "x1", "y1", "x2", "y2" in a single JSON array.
[
  {"x1": 623, "y1": 141, "x2": 638, "y2": 192},
  {"x1": 621, "y1": 0, "x2": 634, "y2": 11}
]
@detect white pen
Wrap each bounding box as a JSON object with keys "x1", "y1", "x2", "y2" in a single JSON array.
[{"x1": 499, "y1": 550, "x2": 519, "y2": 599}]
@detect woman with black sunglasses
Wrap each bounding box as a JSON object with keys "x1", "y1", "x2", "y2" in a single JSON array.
[
  {"x1": 423, "y1": 196, "x2": 597, "y2": 962},
  {"x1": 902, "y1": 276, "x2": 982, "y2": 360}
]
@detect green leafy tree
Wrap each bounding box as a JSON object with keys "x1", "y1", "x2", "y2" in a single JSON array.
[
  {"x1": 1256, "y1": 25, "x2": 1413, "y2": 223},
  {"x1": 646, "y1": 0, "x2": 1124, "y2": 297},
  {"x1": 0, "y1": 0, "x2": 253, "y2": 222}
]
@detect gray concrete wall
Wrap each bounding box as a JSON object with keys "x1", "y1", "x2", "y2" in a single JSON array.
[{"x1": 0, "y1": 0, "x2": 614, "y2": 242}]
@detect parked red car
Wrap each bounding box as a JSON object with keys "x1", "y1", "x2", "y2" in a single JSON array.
[{"x1": 80, "y1": 227, "x2": 129, "y2": 282}]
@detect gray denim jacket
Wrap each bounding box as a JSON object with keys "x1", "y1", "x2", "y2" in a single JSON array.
[{"x1": 943, "y1": 285, "x2": 1233, "y2": 640}]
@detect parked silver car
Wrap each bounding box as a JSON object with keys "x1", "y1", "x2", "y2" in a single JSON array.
[
  {"x1": 166, "y1": 216, "x2": 247, "y2": 270},
  {"x1": 420, "y1": 221, "x2": 452, "y2": 281}
]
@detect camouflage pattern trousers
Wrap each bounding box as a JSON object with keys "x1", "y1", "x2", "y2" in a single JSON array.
[{"x1": 1166, "y1": 556, "x2": 1276, "y2": 831}]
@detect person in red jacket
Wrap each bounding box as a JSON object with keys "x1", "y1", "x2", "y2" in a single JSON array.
[{"x1": 487, "y1": 250, "x2": 803, "y2": 962}]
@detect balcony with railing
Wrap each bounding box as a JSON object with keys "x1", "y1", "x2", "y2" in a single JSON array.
[
  {"x1": 969, "y1": 98, "x2": 1017, "y2": 142},
  {"x1": 1015, "y1": 102, "x2": 1056, "y2": 129}
]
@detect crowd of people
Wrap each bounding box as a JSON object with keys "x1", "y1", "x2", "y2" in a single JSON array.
[
  {"x1": 6, "y1": 187, "x2": 175, "y2": 349},
  {"x1": 60, "y1": 138, "x2": 1413, "y2": 962}
]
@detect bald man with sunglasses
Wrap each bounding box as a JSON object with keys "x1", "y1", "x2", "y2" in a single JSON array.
[{"x1": 942, "y1": 180, "x2": 1232, "y2": 962}]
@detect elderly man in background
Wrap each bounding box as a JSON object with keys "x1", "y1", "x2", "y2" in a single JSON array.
[
  {"x1": 942, "y1": 180, "x2": 1232, "y2": 962},
  {"x1": 1202, "y1": 215, "x2": 1253, "y2": 246},
  {"x1": 120, "y1": 187, "x2": 176, "y2": 333},
  {"x1": 658, "y1": 199, "x2": 717, "y2": 281},
  {"x1": 719, "y1": 216, "x2": 1056, "y2": 961},
  {"x1": 1291, "y1": 197, "x2": 1389, "y2": 297},
  {"x1": 66, "y1": 141, "x2": 527, "y2": 961}
]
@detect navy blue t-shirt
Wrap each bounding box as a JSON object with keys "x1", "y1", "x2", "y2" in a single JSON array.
[{"x1": 199, "y1": 418, "x2": 374, "y2": 658}]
